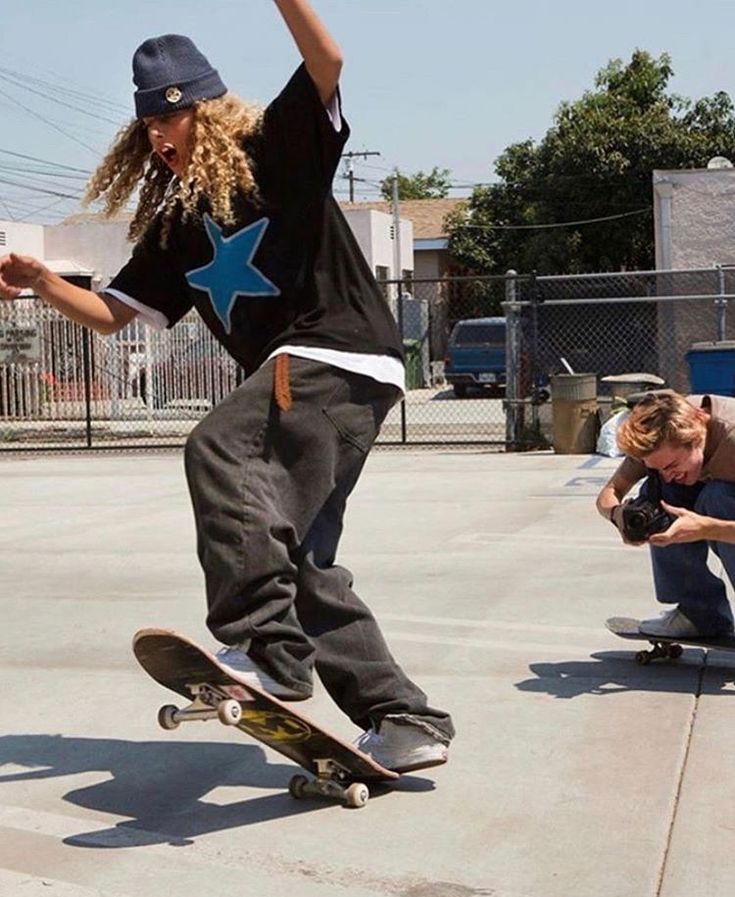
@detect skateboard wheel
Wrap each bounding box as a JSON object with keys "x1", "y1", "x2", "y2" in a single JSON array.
[
  {"x1": 217, "y1": 699, "x2": 242, "y2": 726},
  {"x1": 289, "y1": 775, "x2": 309, "y2": 799},
  {"x1": 635, "y1": 651, "x2": 651, "y2": 666},
  {"x1": 668, "y1": 644, "x2": 683, "y2": 660},
  {"x1": 345, "y1": 782, "x2": 369, "y2": 808},
  {"x1": 158, "y1": 704, "x2": 180, "y2": 730}
]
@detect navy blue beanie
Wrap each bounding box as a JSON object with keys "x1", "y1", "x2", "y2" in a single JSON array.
[{"x1": 132, "y1": 34, "x2": 227, "y2": 119}]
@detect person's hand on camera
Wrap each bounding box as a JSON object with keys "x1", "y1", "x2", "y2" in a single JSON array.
[{"x1": 648, "y1": 502, "x2": 715, "y2": 546}]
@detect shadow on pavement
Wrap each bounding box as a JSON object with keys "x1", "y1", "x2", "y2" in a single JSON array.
[
  {"x1": 515, "y1": 650, "x2": 735, "y2": 699},
  {"x1": 0, "y1": 734, "x2": 434, "y2": 848}
]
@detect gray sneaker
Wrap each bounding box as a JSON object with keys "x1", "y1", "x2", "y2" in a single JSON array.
[
  {"x1": 215, "y1": 646, "x2": 310, "y2": 701},
  {"x1": 353, "y1": 719, "x2": 449, "y2": 773},
  {"x1": 639, "y1": 608, "x2": 702, "y2": 638}
]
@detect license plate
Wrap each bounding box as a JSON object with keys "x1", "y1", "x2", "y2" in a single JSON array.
[{"x1": 478, "y1": 373, "x2": 497, "y2": 383}]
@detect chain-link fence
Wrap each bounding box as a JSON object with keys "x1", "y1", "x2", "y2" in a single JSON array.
[
  {"x1": 503, "y1": 267, "x2": 735, "y2": 447},
  {"x1": 2, "y1": 267, "x2": 733, "y2": 451}
]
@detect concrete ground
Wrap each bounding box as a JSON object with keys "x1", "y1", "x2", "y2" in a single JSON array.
[{"x1": 1, "y1": 448, "x2": 733, "y2": 897}]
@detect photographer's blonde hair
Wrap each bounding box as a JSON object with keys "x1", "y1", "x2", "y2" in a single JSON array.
[
  {"x1": 617, "y1": 392, "x2": 707, "y2": 459},
  {"x1": 84, "y1": 94, "x2": 263, "y2": 247}
]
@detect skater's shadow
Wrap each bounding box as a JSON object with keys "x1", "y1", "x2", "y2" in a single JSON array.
[
  {"x1": 0, "y1": 734, "x2": 433, "y2": 848},
  {"x1": 515, "y1": 650, "x2": 735, "y2": 700}
]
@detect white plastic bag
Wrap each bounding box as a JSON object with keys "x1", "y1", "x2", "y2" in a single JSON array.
[{"x1": 596, "y1": 409, "x2": 629, "y2": 457}]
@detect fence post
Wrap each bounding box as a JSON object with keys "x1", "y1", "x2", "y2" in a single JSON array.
[
  {"x1": 504, "y1": 270, "x2": 521, "y2": 447},
  {"x1": 143, "y1": 323, "x2": 154, "y2": 425},
  {"x1": 528, "y1": 271, "x2": 541, "y2": 437},
  {"x1": 82, "y1": 327, "x2": 93, "y2": 448},
  {"x1": 717, "y1": 264, "x2": 727, "y2": 341}
]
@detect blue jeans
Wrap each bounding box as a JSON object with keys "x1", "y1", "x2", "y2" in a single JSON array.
[{"x1": 644, "y1": 478, "x2": 735, "y2": 634}]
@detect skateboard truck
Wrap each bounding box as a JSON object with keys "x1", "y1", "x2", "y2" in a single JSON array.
[
  {"x1": 635, "y1": 641, "x2": 684, "y2": 666},
  {"x1": 289, "y1": 760, "x2": 370, "y2": 809},
  {"x1": 157, "y1": 683, "x2": 243, "y2": 729}
]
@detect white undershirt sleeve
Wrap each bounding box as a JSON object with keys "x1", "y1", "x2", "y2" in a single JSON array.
[{"x1": 103, "y1": 289, "x2": 169, "y2": 331}]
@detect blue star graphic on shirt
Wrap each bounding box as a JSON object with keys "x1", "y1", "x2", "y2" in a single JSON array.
[{"x1": 185, "y1": 214, "x2": 280, "y2": 333}]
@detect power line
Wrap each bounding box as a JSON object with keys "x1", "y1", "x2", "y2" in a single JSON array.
[
  {"x1": 0, "y1": 69, "x2": 122, "y2": 126},
  {"x1": 0, "y1": 148, "x2": 91, "y2": 174},
  {"x1": 0, "y1": 91, "x2": 100, "y2": 155},
  {"x1": 0, "y1": 175, "x2": 83, "y2": 201},
  {"x1": 0, "y1": 163, "x2": 88, "y2": 181},
  {"x1": 0, "y1": 65, "x2": 129, "y2": 115},
  {"x1": 456, "y1": 206, "x2": 652, "y2": 231}
]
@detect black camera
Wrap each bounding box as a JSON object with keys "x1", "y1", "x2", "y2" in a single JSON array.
[{"x1": 621, "y1": 495, "x2": 674, "y2": 542}]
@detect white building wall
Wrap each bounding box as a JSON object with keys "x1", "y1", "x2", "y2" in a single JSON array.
[
  {"x1": 0, "y1": 220, "x2": 45, "y2": 258},
  {"x1": 653, "y1": 168, "x2": 735, "y2": 269},
  {"x1": 341, "y1": 208, "x2": 413, "y2": 278},
  {"x1": 44, "y1": 219, "x2": 132, "y2": 288}
]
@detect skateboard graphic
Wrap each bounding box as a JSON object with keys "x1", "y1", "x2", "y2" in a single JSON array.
[
  {"x1": 606, "y1": 616, "x2": 735, "y2": 666},
  {"x1": 132, "y1": 628, "x2": 399, "y2": 808}
]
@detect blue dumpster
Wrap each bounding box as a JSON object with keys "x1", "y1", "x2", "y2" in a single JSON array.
[{"x1": 686, "y1": 341, "x2": 735, "y2": 396}]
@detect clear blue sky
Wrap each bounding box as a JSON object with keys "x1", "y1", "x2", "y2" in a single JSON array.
[{"x1": 2, "y1": 0, "x2": 735, "y2": 222}]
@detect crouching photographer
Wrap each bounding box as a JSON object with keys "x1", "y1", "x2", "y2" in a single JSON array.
[{"x1": 596, "y1": 391, "x2": 735, "y2": 639}]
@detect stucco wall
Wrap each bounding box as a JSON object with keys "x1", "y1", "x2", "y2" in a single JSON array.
[
  {"x1": 341, "y1": 208, "x2": 413, "y2": 278},
  {"x1": 0, "y1": 220, "x2": 45, "y2": 259},
  {"x1": 44, "y1": 219, "x2": 132, "y2": 287},
  {"x1": 654, "y1": 168, "x2": 735, "y2": 269}
]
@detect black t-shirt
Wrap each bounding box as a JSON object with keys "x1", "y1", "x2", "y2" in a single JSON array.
[{"x1": 108, "y1": 64, "x2": 403, "y2": 376}]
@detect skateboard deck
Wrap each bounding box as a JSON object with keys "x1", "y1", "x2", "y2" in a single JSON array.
[
  {"x1": 606, "y1": 616, "x2": 735, "y2": 665},
  {"x1": 132, "y1": 628, "x2": 398, "y2": 807}
]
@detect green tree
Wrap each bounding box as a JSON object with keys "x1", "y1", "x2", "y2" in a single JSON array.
[
  {"x1": 380, "y1": 166, "x2": 451, "y2": 200},
  {"x1": 447, "y1": 50, "x2": 735, "y2": 275}
]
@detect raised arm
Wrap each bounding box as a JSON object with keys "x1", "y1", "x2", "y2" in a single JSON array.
[
  {"x1": 273, "y1": 0, "x2": 343, "y2": 105},
  {"x1": 0, "y1": 253, "x2": 136, "y2": 335}
]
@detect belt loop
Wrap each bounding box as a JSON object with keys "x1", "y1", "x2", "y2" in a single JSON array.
[{"x1": 274, "y1": 353, "x2": 292, "y2": 411}]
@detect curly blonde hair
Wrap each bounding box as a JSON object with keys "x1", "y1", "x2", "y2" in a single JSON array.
[
  {"x1": 617, "y1": 392, "x2": 708, "y2": 458},
  {"x1": 84, "y1": 93, "x2": 264, "y2": 246}
]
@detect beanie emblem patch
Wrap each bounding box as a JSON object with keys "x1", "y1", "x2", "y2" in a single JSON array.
[{"x1": 165, "y1": 86, "x2": 183, "y2": 104}]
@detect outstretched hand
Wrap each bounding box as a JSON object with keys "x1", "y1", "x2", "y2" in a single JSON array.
[
  {"x1": 0, "y1": 253, "x2": 45, "y2": 300},
  {"x1": 648, "y1": 501, "x2": 716, "y2": 546}
]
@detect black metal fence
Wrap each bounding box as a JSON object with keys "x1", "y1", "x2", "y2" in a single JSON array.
[{"x1": 1, "y1": 267, "x2": 734, "y2": 451}]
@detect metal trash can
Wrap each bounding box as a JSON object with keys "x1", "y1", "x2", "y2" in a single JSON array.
[
  {"x1": 601, "y1": 372, "x2": 665, "y2": 400},
  {"x1": 686, "y1": 341, "x2": 735, "y2": 396},
  {"x1": 550, "y1": 373, "x2": 598, "y2": 454}
]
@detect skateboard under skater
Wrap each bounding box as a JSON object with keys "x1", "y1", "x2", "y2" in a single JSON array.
[
  {"x1": 606, "y1": 616, "x2": 735, "y2": 666},
  {"x1": 132, "y1": 628, "x2": 399, "y2": 808}
]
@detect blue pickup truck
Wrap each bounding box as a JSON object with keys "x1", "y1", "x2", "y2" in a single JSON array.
[{"x1": 444, "y1": 316, "x2": 506, "y2": 398}]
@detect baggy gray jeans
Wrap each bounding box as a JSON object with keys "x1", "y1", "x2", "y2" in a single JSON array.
[{"x1": 183, "y1": 356, "x2": 455, "y2": 741}]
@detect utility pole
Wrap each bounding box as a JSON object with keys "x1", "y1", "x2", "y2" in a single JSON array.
[
  {"x1": 341, "y1": 150, "x2": 380, "y2": 202},
  {"x1": 391, "y1": 169, "x2": 402, "y2": 284}
]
